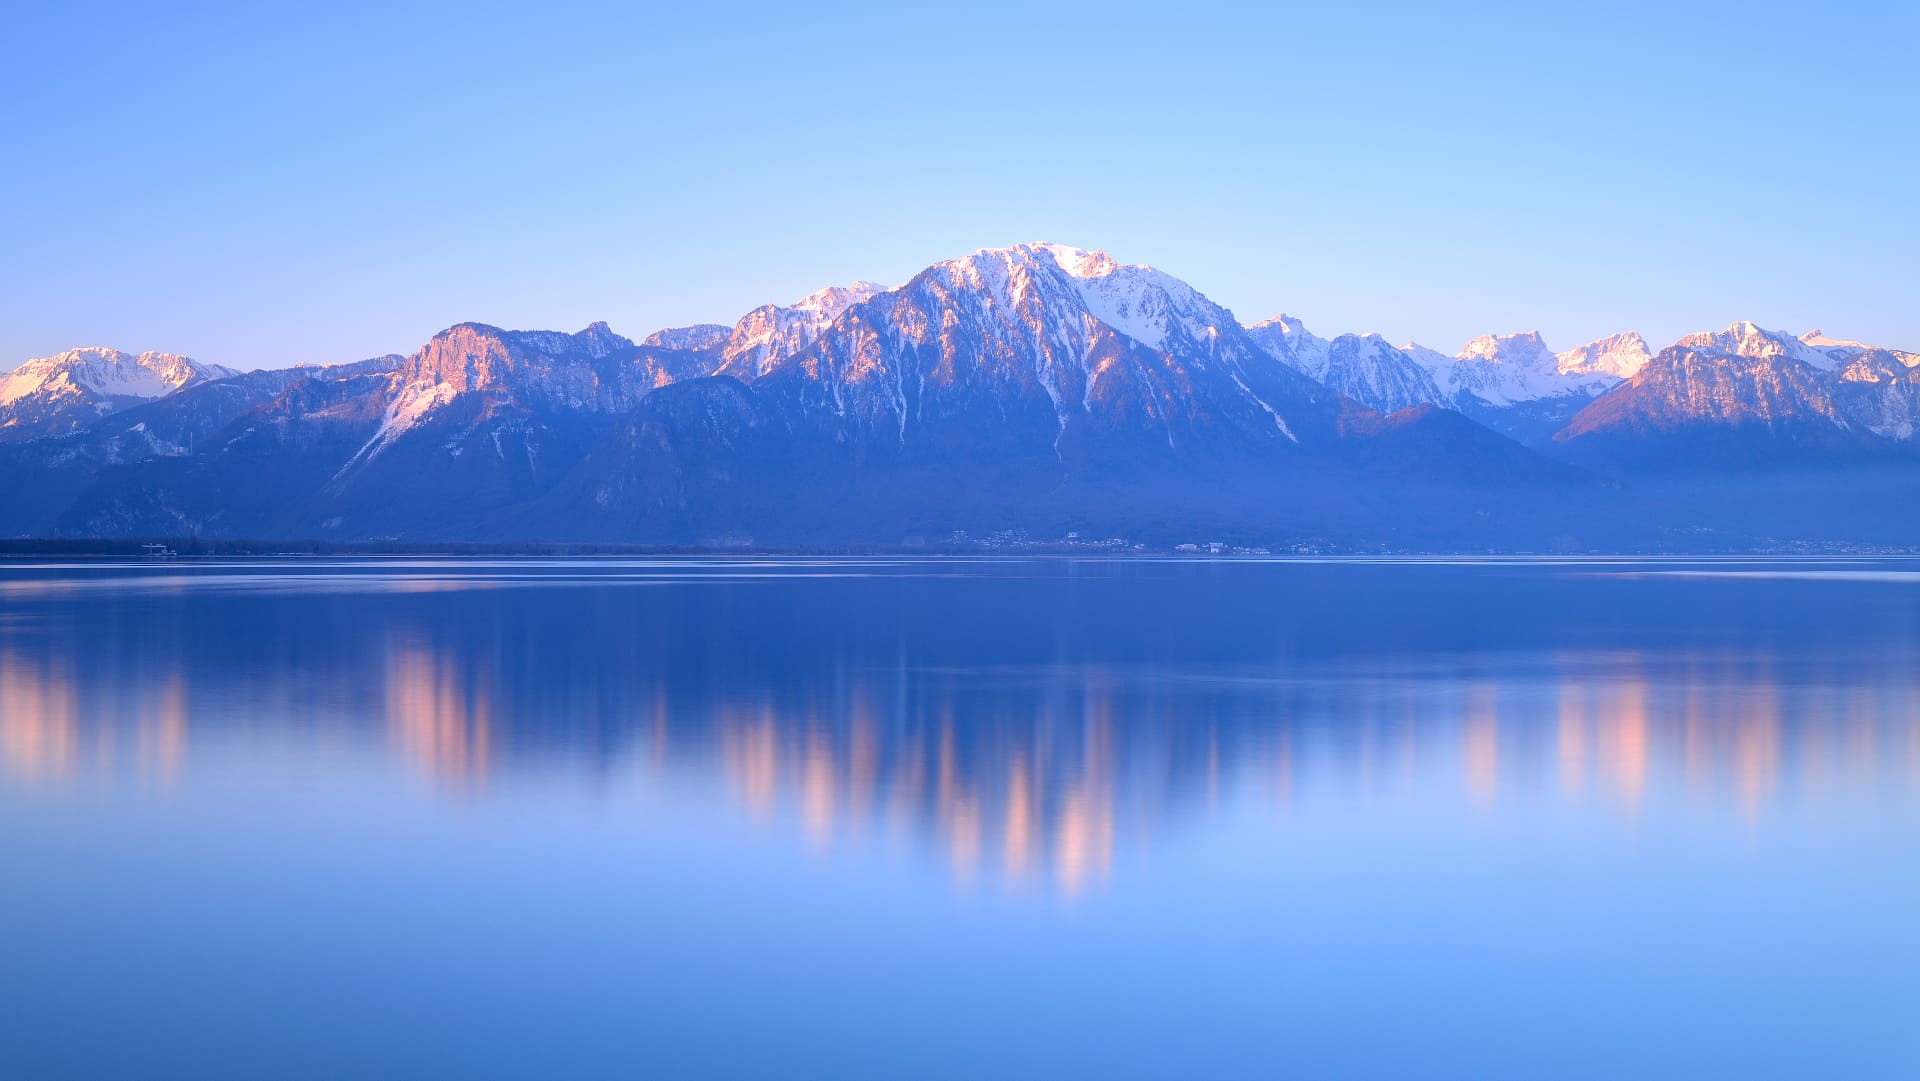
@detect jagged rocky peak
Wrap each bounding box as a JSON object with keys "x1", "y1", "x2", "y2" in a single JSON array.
[
  {"x1": 496, "y1": 320, "x2": 633, "y2": 360},
  {"x1": 1800, "y1": 328, "x2": 1920, "y2": 369},
  {"x1": 575, "y1": 320, "x2": 631, "y2": 356},
  {"x1": 931, "y1": 242, "x2": 1124, "y2": 286},
  {"x1": 793, "y1": 280, "x2": 889, "y2": 315},
  {"x1": 1460, "y1": 331, "x2": 1556, "y2": 367},
  {"x1": 1246, "y1": 314, "x2": 1331, "y2": 372},
  {"x1": 1802, "y1": 328, "x2": 1862, "y2": 349},
  {"x1": 2, "y1": 347, "x2": 235, "y2": 407},
  {"x1": 1026, "y1": 241, "x2": 1118, "y2": 275},
  {"x1": 1244, "y1": 311, "x2": 1320, "y2": 349},
  {"x1": 1330, "y1": 333, "x2": 1416, "y2": 365},
  {"x1": 729, "y1": 241, "x2": 1323, "y2": 452},
  {"x1": 0, "y1": 346, "x2": 240, "y2": 442},
  {"x1": 1557, "y1": 332, "x2": 1651, "y2": 379},
  {"x1": 713, "y1": 241, "x2": 1259, "y2": 390},
  {"x1": 403, "y1": 321, "x2": 634, "y2": 391},
  {"x1": 1674, "y1": 320, "x2": 1840, "y2": 370},
  {"x1": 1305, "y1": 334, "x2": 1448, "y2": 414},
  {"x1": 1427, "y1": 330, "x2": 1627, "y2": 411},
  {"x1": 358, "y1": 320, "x2": 658, "y2": 455},
  {"x1": 1249, "y1": 313, "x2": 1313, "y2": 337},
  {"x1": 1554, "y1": 318, "x2": 1920, "y2": 450},
  {"x1": 924, "y1": 242, "x2": 1236, "y2": 354},
  {"x1": 1675, "y1": 319, "x2": 1771, "y2": 352},
  {"x1": 717, "y1": 280, "x2": 889, "y2": 379},
  {"x1": 850, "y1": 242, "x2": 1251, "y2": 373},
  {"x1": 1399, "y1": 342, "x2": 1455, "y2": 368},
  {"x1": 641, "y1": 323, "x2": 730, "y2": 352}
]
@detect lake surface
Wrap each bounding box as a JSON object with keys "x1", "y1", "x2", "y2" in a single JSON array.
[{"x1": 2, "y1": 557, "x2": 1917, "y2": 1079}]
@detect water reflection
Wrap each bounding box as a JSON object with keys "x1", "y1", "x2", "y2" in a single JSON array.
[
  {"x1": 4, "y1": 558, "x2": 1919, "y2": 896},
  {"x1": 0, "y1": 646, "x2": 186, "y2": 787},
  {"x1": 0, "y1": 650, "x2": 76, "y2": 783},
  {"x1": 704, "y1": 691, "x2": 1124, "y2": 893},
  {"x1": 386, "y1": 641, "x2": 493, "y2": 790}
]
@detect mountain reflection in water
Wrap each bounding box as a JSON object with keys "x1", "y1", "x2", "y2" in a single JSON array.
[
  {"x1": 5, "y1": 558, "x2": 1917, "y2": 899},
  {"x1": 6, "y1": 558, "x2": 1920, "y2": 1080}
]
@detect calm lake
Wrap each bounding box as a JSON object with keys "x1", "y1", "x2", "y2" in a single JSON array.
[{"x1": 2, "y1": 557, "x2": 1917, "y2": 1079}]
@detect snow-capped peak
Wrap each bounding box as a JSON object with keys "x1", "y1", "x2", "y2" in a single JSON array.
[
  {"x1": 1439, "y1": 331, "x2": 1624, "y2": 406},
  {"x1": 1801, "y1": 328, "x2": 1867, "y2": 350},
  {"x1": 1557, "y1": 332, "x2": 1651, "y2": 379},
  {"x1": 1677, "y1": 320, "x2": 1843, "y2": 372},
  {"x1": 1399, "y1": 342, "x2": 1454, "y2": 367},
  {"x1": 1022, "y1": 242, "x2": 1122, "y2": 280},
  {"x1": 1459, "y1": 331, "x2": 1555, "y2": 368},
  {"x1": 1244, "y1": 317, "x2": 1445, "y2": 414},
  {"x1": 0, "y1": 347, "x2": 234, "y2": 408},
  {"x1": 1249, "y1": 313, "x2": 1314, "y2": 338},
  {"x1": 1797, "y1": 329, "x2": 1918, "y2": 369},
  {"x1": 576, "y1": 321, "x2": 631, "y2": 357},
  {"x1": 717, "y1": 280, "x2": 889, "y2": 378},
  {"x1": 789, "y1": 281, "x2": 888, "y2": 318},
  {"x1": 641, "y1": 323, "x2": 731, "y2": 352},
  {"x1": 973, "y1": 243, "x2": 1235, "y2": 353},
  {"x1": 1245, "y1": 314, "x2": 1331, "y2": 374}
]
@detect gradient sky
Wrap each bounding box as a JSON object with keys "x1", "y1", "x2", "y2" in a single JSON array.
[{"x1": 3, "y1": 1, "x2": 1915, "y2": 370}]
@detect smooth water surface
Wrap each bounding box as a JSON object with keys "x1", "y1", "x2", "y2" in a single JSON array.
[{"x1": 2, "y1": 557, "x2": 1917, "y2": 1079}]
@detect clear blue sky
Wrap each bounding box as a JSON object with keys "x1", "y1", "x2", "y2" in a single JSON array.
[{"x1": 3, "y1": 1, "x2": 1914, "y2": 370}]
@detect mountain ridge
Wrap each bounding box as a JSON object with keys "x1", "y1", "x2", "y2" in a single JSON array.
[{"x1": 5, "y1": 243, "x2": 1915, "y2": 549}]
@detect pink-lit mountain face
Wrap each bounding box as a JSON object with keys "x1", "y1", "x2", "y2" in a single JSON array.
[{"x1": 3, "y1": 244, "x2": 1915, "y2": 548}]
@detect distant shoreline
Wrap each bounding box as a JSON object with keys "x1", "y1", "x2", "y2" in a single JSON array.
[{"x1": 3, "y1": 539, "x2": 1916, "y2": 559}]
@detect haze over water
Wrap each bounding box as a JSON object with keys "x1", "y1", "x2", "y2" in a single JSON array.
[{"x1": 2, "y1": 558, "x2": 1917, "y2": 1079}]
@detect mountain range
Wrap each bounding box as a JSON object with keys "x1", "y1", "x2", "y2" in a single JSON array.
[{"x1": 3, "y1": 243, "x2": 1916, "y2": 550}]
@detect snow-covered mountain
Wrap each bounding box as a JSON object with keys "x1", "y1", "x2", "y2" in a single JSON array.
[
  {"x1": 1802, "y1": 329, "x2": 1920, "y2": 369},
  {"x1": 334, "y1": 319, "x2": 724, "y2": 488},
  {"x1": 1248, "y1": 316, "x2": 1445, "y2": 416},
  {"x1": 1246, "y1": 312, "x2": 1913, "y2": 455},
  {"x1": 6, "y1": 245, "x2": 1916, "y2": 547},
  {"x1": 1556, "y1": 332, "x2": 1652, "y2": 380},
  {"x1": 1674, "y1": 320, "x2": 1844, "y2": 372},
  {"x1": 348, "y1": 243, "x2": 1330, "y2": 476},
  {"x1": 26, "y1": 242, "x2": 1576, "y2": 544},
  {"x1": 1556, "y1": 320, "x2": 1920, "y2": 465},
  {"x1": 1441, "y1": 331, "x2": 1622, "y2": 407},
  {"x1": 1246, "y1": 319, "x2": 1650, "y2": 437},
  {"x1": 0, "y1": 348, "x2": 238, "y2": 442},
  {"x1": 640, "y1": 323, "x2": 730, "y2": 353},
  {"x1": 735, "y1": 242, "x2": 1333, "y2": 455},
  {"x1": 1244, "y1": 315, "x2": 1331, "y2": 374},
  {"x1": 712, "y1": 281, "x2": 888, "y2": 380},
  {"x1": 1233, "y1": 313, "x2": 1916, "y2": 469},
  {"x1": 1383, "y1": 331, "x2": 1642, "y2": 440}
]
